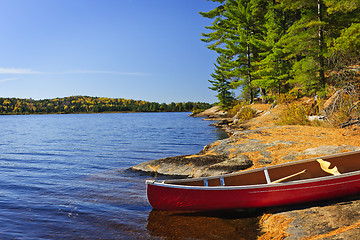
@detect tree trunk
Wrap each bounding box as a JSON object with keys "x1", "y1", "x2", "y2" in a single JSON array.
[
  {"x1": 318, "y1": 0, "x2": 326, "y2": 88},
  {"x1": 247, "y1": 44, "x2": 254, "y2": 103}
]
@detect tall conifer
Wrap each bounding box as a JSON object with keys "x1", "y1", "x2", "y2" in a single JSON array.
[
  {"x1": 253, "y1": 0, "x2": 296, "y2": 96},
  {"x1": 223, "y1": 0, "x2": 267, "y2": 103},
  {"x1": 209, "y1": 55, "x2": 235, "y2": 109},
  {"x1": 275, "y1": 0, "x2": 328, "y2": 93},
  {"x1": 201, "y1": 0, "x2": 360, "y2": 103}
]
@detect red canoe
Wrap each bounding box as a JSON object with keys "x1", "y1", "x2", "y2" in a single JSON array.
[{"x1": 146, "y1": 150, "x2": 360, "y2": 211}]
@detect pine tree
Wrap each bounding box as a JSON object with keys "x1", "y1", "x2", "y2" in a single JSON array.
[
  {"x1": 201, "y1": 0, "x2": 234, "y2": 108},
  {"x1": 201, "y1": 0, "x2": 360, "y2": 102},
  {"x1": 277, "y1": 0, "x2": 360, "y2": 93},
  {"x1": 209, "y1": 55, "x2": 235, "y2": 109},
  {"x1": 326, "y1": 0, "x2": 360, "y2": 87},
  {"x1": 201, "y1": 0, "x2": 268, "y2": 103},
  {"x1": 253, "y1": 0, "x2": 296, "y2": 96},
  {"x1": 200, "y1": 0, "x2": 227, "y2": 53},
  {"x1": 223, "y1": 0, "x2": 268, "y2": 103},
  {"x1": 273, "y1": 0, "x2": 327, "y2": 93}
]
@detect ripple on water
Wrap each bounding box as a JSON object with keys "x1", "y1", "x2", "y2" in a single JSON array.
[{"x1": 0, "y1": 113, "x2": 260, "y2": 239}]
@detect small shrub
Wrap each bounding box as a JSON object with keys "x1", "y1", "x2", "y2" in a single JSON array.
[
  {"x1": 226, "y1": 102, "x2": 258, "y2": 121},
  {"x1": 276, "y1": 89, "x2": 303, "y2": 104},
  {"x1": 277, "y1": 93, "x2": 297, "y2": 104},
  {"x1": 327, "y1": 104, "x2": 357, "y2": 127},
  {"x1": 226, "y1": 103, "x2": 245, "y2": 118},
  {"x1": 237, "y1": 107, "x2": 258, "y2": 121},
  {"x1": 276, "y1": 102, "x2": 311, "y2": 125}
]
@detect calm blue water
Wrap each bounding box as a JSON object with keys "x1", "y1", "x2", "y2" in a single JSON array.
[{"x1": 0, "y1": 112, "x2": 229, "y2": 239}]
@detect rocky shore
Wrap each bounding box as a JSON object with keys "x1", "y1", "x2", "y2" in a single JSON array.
[{"x1": 131, "y1": 104, "x2": 360, "y2": 239}]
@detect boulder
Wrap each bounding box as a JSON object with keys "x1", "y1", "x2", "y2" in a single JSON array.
[
  {"x1": 130, "y1": 154, "x2": 229, "y2": 177},
  {"x1": 192, "y1": 155, "x2": 253, "y2": 178},
  {"x1": 191, "y1": 106, "x2": 227, "y2": 118}
]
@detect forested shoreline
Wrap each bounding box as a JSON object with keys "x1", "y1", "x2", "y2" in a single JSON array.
[
  {"x1": 0, "y1": 96, "x2": 212, "y2": 115},
  {"x1": 201, "y1": 0, "x2": 360, "y2": 108}
]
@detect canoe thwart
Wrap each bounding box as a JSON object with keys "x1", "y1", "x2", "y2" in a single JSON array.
[
  {"x1": 317, "y1": 159, "x2": 341, "y2": 175},
  {"x1": 263, "y1": 167, "x2": 272, "y2": 184}
]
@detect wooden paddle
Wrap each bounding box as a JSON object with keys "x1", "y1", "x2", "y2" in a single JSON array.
[
  {"x1": 317, "y1": 159, "x2": 341, "y2": 175},
  {"x1": 272, "y1": 169, "x2": 307, "y2": 183}
]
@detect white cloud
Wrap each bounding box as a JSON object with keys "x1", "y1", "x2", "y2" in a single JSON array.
[
  {"x1": 0, "y1": 68, "x2": 42, "y2": 74},
  {"x1": 67, "y1": 69, "x2": 146, "y2": 76},
  {"x1": 0, "y1": 78, "x2": 18, "y2": 83},
  {"x1": 0, "y1": 67, "x2": 146, "y2": 76}
]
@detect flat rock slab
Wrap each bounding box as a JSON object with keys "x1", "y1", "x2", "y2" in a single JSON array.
[
  {"x1": 131, "y1": 154, "x2": 227, "y2": 177},
  {"x1": 301, "y1": 145, "x2": 360, "y2": 155},
  {"x1": 131, "y1": 153, "x2": 254, "y2": 178},
  {"x1": 131, "y1": 134, "x2": 360, "y2": 239},
  {"x1": 131, "y1": 132, "x2": 360, "y2": 178},
  {"x1": 191, "y1": 106, "x2": 226, "y2": 118},
  {"x1": 133, "y1": 105, "x2": 360, "y2": 239},
  {"x1": 262, "y1": 197, "x2": 360, "y2": 239},
  {"x1": 283, "y1": 145, "x2": 360, "y2": 161}
]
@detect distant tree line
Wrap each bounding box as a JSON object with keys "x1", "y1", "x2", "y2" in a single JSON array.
[
  {"x1": 201, "y1": 0, "x2": 360, "y2": 108},
  {"x1": 0, "y1": 96, "x2": 212, "y2": 115}
]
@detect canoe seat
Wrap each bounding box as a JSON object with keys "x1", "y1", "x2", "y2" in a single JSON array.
[
  {"x1": 203, "y1": 177, "x2": 226, "y2": 186},
  {"x1": 220, "y1": 176, "x2": 225, "y2": 186},
  {"x1": 317, "y1": 159, "x2": 341, "y2": 175},
  {"x1": 204, "y1": 179, "x2": 208, "y2": 187}
]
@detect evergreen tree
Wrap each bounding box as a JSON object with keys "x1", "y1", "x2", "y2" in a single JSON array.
[
  {"x1": 200, "y1": 0, "x2": 227, "y2": 52},
  {"x1": 253, "y1": 1, "x2": 297, "y2": 96},
  {"x1": 201, "y1": 0, "x2": 360, "y2": 101},
  {"x1": 201, "y1": 0, "x2": 234, "y2": 108},
  {"x1": 224, "y1": 0, "x2": 269, "y2": 103},
  {"x1": 201, "y1": 0, "x2": 268, "y2": 103},
  {"x1": 326, "y1": 0, "x2": 360, "y2": 86},
  {"x1": 273, "y1": 0, "x2": 327, "y2": 93},
  {"x1": 209, "y1": 55, "x2": 235, "y2": 109}
]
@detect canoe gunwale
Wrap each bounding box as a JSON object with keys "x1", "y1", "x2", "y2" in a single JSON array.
[
  {"x1": 146, "y1": 150, "x2": 360, "y2": 191},
  {"x1": 146, "y1": 169, "x2": 360, "y2": 191}
]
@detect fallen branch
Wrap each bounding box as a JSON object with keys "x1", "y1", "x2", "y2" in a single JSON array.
[
  {"x1": 339, "y1": 118, "x2": 360, "y2": 128},
  {"x1": 348, "y1": 100, "x2": 360, "y2": 114}
]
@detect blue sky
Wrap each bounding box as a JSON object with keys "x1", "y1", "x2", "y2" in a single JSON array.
[{"x1": 0, "y1": 0, "x2": 219, "y2": 103}]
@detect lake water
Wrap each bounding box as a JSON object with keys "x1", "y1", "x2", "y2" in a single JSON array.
[{"x1": 0, "y1": 112, "x2": 259, "y2": 239}]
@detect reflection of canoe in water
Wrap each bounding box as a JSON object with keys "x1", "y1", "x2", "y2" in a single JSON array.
[
  {"x1": 146, "y1": 151, "x2": 360, "y2": 211},
  {"x1": 146, "y1": 209, "x2": 259, "y2": 239}
]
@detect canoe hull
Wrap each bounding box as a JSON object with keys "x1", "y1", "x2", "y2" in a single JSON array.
[{"x1": 147, "y1": 173, "x2": 360, "y2": 211}]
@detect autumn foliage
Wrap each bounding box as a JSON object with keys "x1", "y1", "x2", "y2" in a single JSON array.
[{"x1": 0, "y1": 96, "x2": 212, "y2": 115}]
